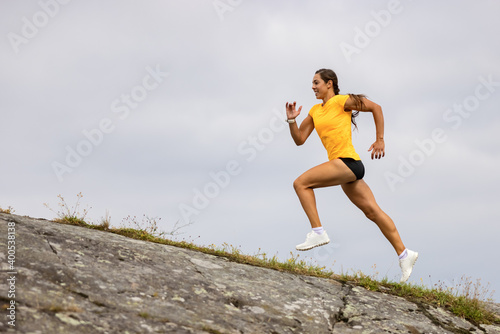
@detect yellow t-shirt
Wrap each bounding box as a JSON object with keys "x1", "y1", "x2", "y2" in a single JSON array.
[{"x1": 308, "y1": 94, "x2": 361, "y2": 161}]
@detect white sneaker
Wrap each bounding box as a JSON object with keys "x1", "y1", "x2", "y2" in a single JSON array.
[
  {"x1": 296, "y1": 231, "x2": 330, "y2": 251},
  {"x1": 399, "y1": 249, "x2": 418, "y2": 283}
]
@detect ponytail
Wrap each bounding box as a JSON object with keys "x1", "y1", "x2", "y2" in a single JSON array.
[{"x1": 347, "y1": 94, "x2": 367, "y2": 130}]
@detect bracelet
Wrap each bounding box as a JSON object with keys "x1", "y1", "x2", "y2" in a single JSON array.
[{"x1": 286, "y1": 118, "x2": 296, "y2": 124}]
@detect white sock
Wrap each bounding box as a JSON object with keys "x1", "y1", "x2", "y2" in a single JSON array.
[
  {"x1": 312, "y1": 227, "x2": 324, "y2": 235},
  {"x1": 398, "y1": 249, "x2": 408, "y2": 260}
]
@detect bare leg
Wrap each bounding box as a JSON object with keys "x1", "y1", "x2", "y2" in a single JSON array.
[
  {"x1": 293, "y1": 159, "x2": 356, "y2": 228},
  {"x1": 341, "y1": 179, "x2": 405, "y2": 255}
]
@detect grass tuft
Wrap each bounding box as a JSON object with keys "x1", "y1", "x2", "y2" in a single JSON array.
[
  {"x1": 44, "y1": 193, "x2": 91, "y2": 225},
  {"x1": 138, "y1": 312, "x2": 151, "y2": 319},
  {"x1": 0, "y1": 206, "x2": 15, "y2": 214},
  {"x1": 99, "y1": 209, "x2": 111, "y2": 230},
  {"x1": 202, "y1": 326, "x2": 224, "y2": 334}
]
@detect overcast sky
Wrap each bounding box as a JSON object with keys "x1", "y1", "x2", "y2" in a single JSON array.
[{"x1": 1, "y1": 1, "x2": 499, "y2": 301}]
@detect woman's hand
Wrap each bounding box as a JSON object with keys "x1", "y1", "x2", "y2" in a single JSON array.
[
  {"x1": 368, "y1": 139, "x2": 385, "y2": 159},
  {"x1": 285, "y1": 101, "x2": 302, "y2": 120}
]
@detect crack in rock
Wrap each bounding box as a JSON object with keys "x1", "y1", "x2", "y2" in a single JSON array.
[
  {"x1": 68, "y1": 289, "x2": 111, "y2": 309},
  {"x1": 34, "y1": 228, "x2": 66, "y2": 263},
  {"x1": 44, "y1": 235, "x2": 59, "y2": 255},
  {"x1": 331, "y1": 282, "x2": 353, "y2": 332}
]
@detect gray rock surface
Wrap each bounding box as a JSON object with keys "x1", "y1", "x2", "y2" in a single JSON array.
[{"x1": 0, "y1": 213, "x2": 498, "y2": 333}]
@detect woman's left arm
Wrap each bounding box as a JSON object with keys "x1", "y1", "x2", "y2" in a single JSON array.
[{"x1": 345, "y1": 97, "x2": 385, "y2": 159}]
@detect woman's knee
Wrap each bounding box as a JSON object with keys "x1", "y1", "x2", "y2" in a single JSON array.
[
  {"x1": 293, "y1": 178, "x2": 301, "y2": 191},
  {"x1": 362, "y1": 205, "x2": 379, "y2": 221},
  {"x1": 293, "y1": 176, "x2": 307, "y2": 191}
]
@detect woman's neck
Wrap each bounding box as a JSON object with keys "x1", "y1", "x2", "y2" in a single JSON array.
[{"x1": 322, "y1": 91, "x2": 336, "y2": 106}]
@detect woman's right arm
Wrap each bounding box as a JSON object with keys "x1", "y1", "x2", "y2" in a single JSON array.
[{"x1": 286, "y1": 102, "x2": 315, "y2": 146}]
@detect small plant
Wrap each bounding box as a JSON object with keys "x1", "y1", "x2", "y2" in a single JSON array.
[
  {"x1": 138, "y1": 312, "x2": 151, "y2": 319},
  {"x1": 0, "y1": 206, "x2": 15, "y2": 214},
  {"x1": 121, "y1": 214, "x2": 191, "y2": 238},
  {"x1": 44, "y1": 193, "x2": 91, "y2": 225},
  {"x1": 65, "y1": 304, "x2": 83, "y2": 313},
  {"x1": 48, "y1": 305, "x2": 64, "y2": 313},
  {"x1": 99, "y1": 210, "x2": 111, "y2": 230},
  {"x1": 42, "y1": 303, "x2": 82, "y2": 313},
  {"x1": 202, "y1": 327, "x2": 223, "y2": 334}
]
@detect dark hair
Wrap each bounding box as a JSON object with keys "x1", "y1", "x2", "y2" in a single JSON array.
[{"x1": 315, "y1": 68, "x2": 366, "y2": 129}]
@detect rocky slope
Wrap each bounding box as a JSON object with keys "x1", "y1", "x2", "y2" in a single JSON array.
[{"x1": 0, "y1": 213, "x2": 498, "y2": 333}]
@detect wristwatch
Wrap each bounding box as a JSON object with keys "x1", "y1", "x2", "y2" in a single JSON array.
[{"x1": 286, "y1": 118, "x2": 296, "y2": 124}]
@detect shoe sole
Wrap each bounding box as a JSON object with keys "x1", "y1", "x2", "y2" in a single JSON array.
[
  {"x1": 400, "y1": 253, "x2": 419, "y2": 283},
  {"x1": 296, "y1": 240, "x2": 330, "y2": 251}
]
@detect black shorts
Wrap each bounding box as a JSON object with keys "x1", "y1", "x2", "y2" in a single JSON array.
[{"x1": 339, "y1": 157, "x2": 365, "y2": 180}]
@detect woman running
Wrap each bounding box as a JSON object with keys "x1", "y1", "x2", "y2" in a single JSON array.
[{"x1": 285, "y1": 68, "x2": 418, "y2": 283}]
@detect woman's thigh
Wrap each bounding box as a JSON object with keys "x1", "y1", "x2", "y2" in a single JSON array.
[{"x1": 295, "y1": 159, "x2": 357, "y2": 189}]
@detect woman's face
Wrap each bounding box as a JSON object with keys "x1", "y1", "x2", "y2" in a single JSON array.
[{"x1": 312, "y1": 73, "x2": 330, "y2": 100}]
